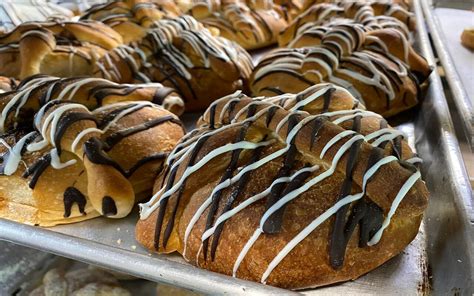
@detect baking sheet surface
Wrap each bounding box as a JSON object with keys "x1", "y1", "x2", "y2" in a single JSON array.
[{"x1": 434, "y1": 8, "x2": 474, "y2": 106}]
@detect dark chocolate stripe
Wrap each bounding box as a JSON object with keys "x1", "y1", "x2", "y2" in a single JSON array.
[
  {"x1": 104, "y1": 116, "x2": 180, "y2": 149},
  {"x1": 63, "y1": 187, "x2": 87, "y2": 218},
  {"x1": 22, "y1": 153, "x2": 52, "y2": 189},
  {"x1": 329, "y1": 115, "x2": 363, "y2": 268}
]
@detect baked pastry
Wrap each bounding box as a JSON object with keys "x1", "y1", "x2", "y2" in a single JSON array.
[
  {"x1": 136, "y1": 83, "x2": 428, "y2": 289},
  {"x1": 0, "y1": 20, "x2": 123, "y2": 79},
  {"x1": 280, "y1": 1, "x2": 415, "y2": 46},
  {"x1": 94, "y1": 15, "x2": 254, "y2": 111},
  {"x1": 0, "y1": 76, "x2": 185, "y2": 226},
  {"x1": 80, "y1": 0, "x2": 182, "y2": 43},
  {"x1": 461, "y1": 27, "x2": 474, "y2": 50},
  {"x1": 303, "y1": 0, "x2": 415, "y2": 24},
  {"x1": 0, "y1": 0, "x2": 73, "y2": 32},
  {"x1": 251, "y1": 24, "x2": 431, "y2": 117},
  {"x1": 0, "y1": 75, "x2": 185, "y2": 121},
  {"x1": 184, "y1": 0, "x2": 289, "y2": 50}
]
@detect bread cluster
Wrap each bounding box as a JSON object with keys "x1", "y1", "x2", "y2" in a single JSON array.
[{"x1": 0, "y1": 0, "x2": 431, "y2": 290}]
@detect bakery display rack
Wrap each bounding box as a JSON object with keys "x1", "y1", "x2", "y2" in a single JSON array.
[{"x1": 0, "y1": 0, "x2": 472, "y2": 294}]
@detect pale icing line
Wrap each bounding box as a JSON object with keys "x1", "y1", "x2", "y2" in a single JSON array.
[
  {"x1": 185, "y1": 107, "x2": 403, "y2": 259},
  {"x1": 71, "y1": 127, "x2": 104, "y2": 154},
  {"x1": 289, "y1": 85, "x2": 332, "y2": 111},
  {"x1": 233, "y1": 228, "x2": 261, "y2": 277},
  {"x1": 405, "y1": 157, "x2": 423, "y2": 164},
  {"x1": 0, "y1": 132, "x2": 36, "y2": 175},
  {"x1": 50, "y1": 148, "x2": 77, "y2": 169},
  {"x1": 367, "y1": 170, "x2": 421, "y2": 245}
]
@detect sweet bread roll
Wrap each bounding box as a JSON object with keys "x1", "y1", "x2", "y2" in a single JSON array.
[
  {"x1": 80, "y1": 0, "x2": 182, "y2": 43},
  {"x1": 0, "y1": 20, "x2": 123, "y2": 79},
  {"x1": 461, "y1": 27, "x2": 474, "y2": 50},
  {"x1": 0, "y1": 75, "x2": 184, "y2": 128},
  {"x1": 188, "y1": 0, "x2": 289, "y2": 50},
  {"x1": 136, "y1": 83, "x2": 428, "y2": 289},
  {"x1": 0, "y1": 78, "x2": 185, "y2": 226},
  {"x1": 94, "y1": 16, "x2": 254, "y2": 112},
  {"x1": 252, "y1": 24, "x2": 431, "y2": 117},
  {"x1": 280, "y1": 1, "x2": 415, "y2": 47}
]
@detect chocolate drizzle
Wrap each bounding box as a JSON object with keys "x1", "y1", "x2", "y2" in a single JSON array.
[
  {"x1": 63, "y1": 187, "x2": 87, "y2": 217},
  {"x1": 103, "y1": 115, "x2": 181, "y2": 149},
  {"x1": 22, "y1": 153, "x2": 52, "y2": 189},
  {"x1": 262, "y1": 114, "x2": 300, "y2": 234},
  {"x1": 102, "y1": 196, "x2": 117, "y2": 216}
]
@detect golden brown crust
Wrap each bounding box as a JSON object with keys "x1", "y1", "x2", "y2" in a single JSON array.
[
  {"x1": 136, "y1": 84, "x2": 428, "y2": 289},
  {"x1": 461, "y1": 27, "x2": 474, "y2": 50}
]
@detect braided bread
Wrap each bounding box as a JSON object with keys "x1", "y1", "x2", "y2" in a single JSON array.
[
  {"x1": 80, "y1": 0, "x2": 182, "y2": 43},
  {"x1": 251, "y1": 24, "x2": 431, "y2": 117},
  {"x1": 0, "y1": 76, "x2": 185, "y2": 226},
  {"x1": 135, "y1": 83, "x2": 428, "y2": 288},
  {"x1": 185, "y1": 0, "x2": 289, "y2": 50},
  {"x1": 94, "y1": 16, "x2": 254, "y2": 111},
  {"x1": 0, "y1": 20, "x2": 123, "y2": 79}
]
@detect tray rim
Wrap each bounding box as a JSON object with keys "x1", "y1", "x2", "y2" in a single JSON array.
[{"x1": 421, "y1": 1, "x2": 474, "y2": 147}]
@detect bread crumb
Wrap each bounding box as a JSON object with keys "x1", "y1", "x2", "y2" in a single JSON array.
[
  {"x1": 116, "y1": 227, "x2": 121, "y2": 231},
  {"x1": 131, "y1": 245, "x2": 137, "y2": 250},
  {"x1": 117, "y1": 239, "x2": 122, "y2": 245}
]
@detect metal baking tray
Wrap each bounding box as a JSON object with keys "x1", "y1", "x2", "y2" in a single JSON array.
[
  {"x1": 0, "y1": 0, "x2": 473, "y2": 294},
  {"x1": 421, "y1": 0, "x2": 474, "y2": 147}
]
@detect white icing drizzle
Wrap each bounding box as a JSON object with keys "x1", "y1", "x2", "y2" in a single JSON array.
[
  {"x1": 70, "y1": 127, "x2": 103, "y2": 153},
  {"x1": 367, "y1": 170, "x2": 421, "y2": 246},
  {"x1": 0, "y1": 132, "x2": 36, "y2": 175}
]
